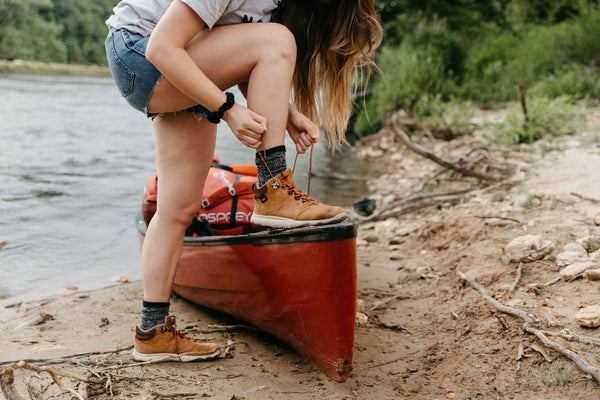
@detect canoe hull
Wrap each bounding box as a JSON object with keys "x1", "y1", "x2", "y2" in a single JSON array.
[{"x1": 136, "y1": 214, "x2": 357, "y2": 381}]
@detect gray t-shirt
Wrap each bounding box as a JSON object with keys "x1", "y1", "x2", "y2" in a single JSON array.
[{"x1": 106, "y1": 0, "x2": 281, "y2": 36}]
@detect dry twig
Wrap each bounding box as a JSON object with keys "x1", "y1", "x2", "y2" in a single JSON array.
[
  {"x1": 509, "y1": 262, "x2": 524, "y2": 292},
  {"x1": 457, "y1": 270, "x2": 600, "y2": 382},
  {"x1": 571, "y1": 192, "x2": 600, "y2": 203},
  {"x1": 390, "y1": 116, "x2": 503, "y2": 182}
]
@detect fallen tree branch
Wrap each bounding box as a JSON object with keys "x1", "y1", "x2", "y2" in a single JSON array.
[
  {"x1": 0, "y1": 345, "x2": 134, "y2": 367},
  {"x1": 540, "y1": 329, "x2": 600, "y2": 347},
  {"x1": 390, "y1": 116, "x2": 503, "y2": 182},
  {"x1": 461, "y1": 215, "x2": 522, "y2": 224},
  {"x1": 457, "y1": 271, "x2": 535, "y2": 323},
  {"x1": 457, "y1": 270, "x2": 600, "y2": 383},
  {"x1": 509, "y1": 262, "x2": 524, "y2": 292},
  {"x1": 364, "y1": 194, "x2": 465, "y2": 222},
  {"x1": 524, "y1": 325, "x2": 600, "y2": 381},
  {"x1": 571, "y1": 192, "x2": 600, "y2": 203}
]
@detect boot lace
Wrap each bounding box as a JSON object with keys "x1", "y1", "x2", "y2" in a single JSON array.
[
  {"x1": 160, "y1": 319, "x2": 192, "y2": 342},
  {"x1": 282, "y1": 182, "x2": 318, "y2": 205}
]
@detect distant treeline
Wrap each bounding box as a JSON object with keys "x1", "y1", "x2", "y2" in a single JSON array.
[{"x1": 0, "y1": 0, "x2": 116, "y2": 65}]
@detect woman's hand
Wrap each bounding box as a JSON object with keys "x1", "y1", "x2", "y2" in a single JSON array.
[
  {"x1": 287, "y1": 105, "x2": 319, "y2": 153},
  {"x1": 222, "y1": 103, "x2": 267, "y2": 149}
]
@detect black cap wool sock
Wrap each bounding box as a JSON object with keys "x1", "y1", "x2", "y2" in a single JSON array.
[
  {"x1": 140, "y1": 301, "x2": 170, "y2": 331},
  {"x1": 256, "y1": 145, "x2": 287, "y2": 187}
]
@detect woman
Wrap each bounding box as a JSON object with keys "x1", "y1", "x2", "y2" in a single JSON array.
[{"x1": 105, "y1": 0, "x2": 382, "y2": 361}]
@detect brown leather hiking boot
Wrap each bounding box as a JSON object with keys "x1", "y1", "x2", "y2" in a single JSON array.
[
  {"x1": 132, "y1": 316, "x2": 220, "y2": 362},
  {"x1": 250, "y1": 169, "x2": 347, "y2": 229}
]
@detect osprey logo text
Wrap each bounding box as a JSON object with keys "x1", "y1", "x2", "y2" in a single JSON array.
[{"x1": 198, "y1": 211, "x2": 253, "y2": 224}]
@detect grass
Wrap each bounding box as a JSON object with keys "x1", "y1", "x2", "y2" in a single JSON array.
[{"x1": 553, "y1": 362, "x2": 574, "y2": 385}]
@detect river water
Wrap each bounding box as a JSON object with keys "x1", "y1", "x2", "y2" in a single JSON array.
[{"x1": 0, "y1": 74, "x2": 376, "y2": 307}]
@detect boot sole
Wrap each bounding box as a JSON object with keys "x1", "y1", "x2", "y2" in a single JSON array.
[
  {"x1": 250, "y1": 212, "x2": 347, "y2": 229},
  {"x1": 132, "y1": 349, "x2": 221, "y2": 362}
]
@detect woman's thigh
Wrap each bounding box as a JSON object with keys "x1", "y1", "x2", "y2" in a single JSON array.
[
  {"x1": 148, "y1": 22, "x2": 296, "y2": 114},
  {"x1": 153, "y1": 113, "x2": 217, "y2": 221}
]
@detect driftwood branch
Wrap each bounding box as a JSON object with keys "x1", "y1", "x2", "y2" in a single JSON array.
[
  {"x1": 390, "y1": 116, "x2": 503, "y2": 182},
  {"x1": 0, "y1": 345, "x2": 134, "y2": 367},
  {"x1": 509, "y1": 262, "x2": 524, "y2": 292},
  {"x1": 457, "y1": 271, "x2": 535, "y2": 323},
  {"x1": 457, "y1": 270, "x2": 600, "y2": 382},
  {"x1": 571, "y1": 192, "x2": 600, "y2": 203}
]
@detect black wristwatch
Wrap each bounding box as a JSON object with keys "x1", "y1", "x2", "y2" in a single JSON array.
[{"x1": 206, "y1": 92, "x2": 235, "y2": 124}]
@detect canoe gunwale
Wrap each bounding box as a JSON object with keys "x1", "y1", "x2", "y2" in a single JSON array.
[{"x1": 135, "y1": 211, "x2": 357, "y2": 246}]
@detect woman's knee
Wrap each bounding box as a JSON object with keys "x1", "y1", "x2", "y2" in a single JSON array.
[
  {"x1": 156, "y1": 197, "x2": 203, "y2": 228},
  {"x1": 258, "y1": 23, "x2": 296, "y2": 63}
]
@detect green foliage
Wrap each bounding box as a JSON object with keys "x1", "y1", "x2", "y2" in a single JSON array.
[
  {"x1": 412, "y1": 94, "x2": 474, "y2": 135},
  {"x1": 492, "y1": 96, "x2": 581, "y2": 145},
  {"x1": 353, "y1": 1, "x2": 600, "y2": 137},
  {"x1": 0, "y1": 0, "x2": 67, "y2": 62},
  {"x1": 353, "y1": 23, "x2": 464, "y2": 133},
  {"x1": 49, "y1": 0, "x2": 116, "y2": 64},
  {"x1": 531, "y1": 65, "x2": 600, "y2": 100},
  {"x1": 0, "y1": 0, "x2": 115, "y2": 65},
  {"x1": 553, "y1": 362, "x2": 574, "y2": 385},
  {"x1": 506, "y1": 0, "x2": 583, "y2": 24}
]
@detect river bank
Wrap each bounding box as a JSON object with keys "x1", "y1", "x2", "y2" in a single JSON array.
[
  {"x1": 2, "y1": 106, "x2": 600, "y2": 399},
  {"x1": 0, "y1": 60, "x2": 111, "y2": 77}
]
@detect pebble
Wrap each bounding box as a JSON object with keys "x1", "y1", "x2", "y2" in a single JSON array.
[
  {"x1": 559, "y1": 261, "x2": 594, "y2": 280},
  {"x1": 490, "y1": 191, "x2": 507, "y2": 202},
  {"x1": 584, "y1": 269, "x2": 600, "y2": 280},
  {"x1": 594, "y1": 211, "x2": 600, "y2": 225},
  {"x1": 355, "y1": 312, "x2": 368, "y2": 326},
  {"x1": 563, "y1": 243, "x2": 588, "y2": 255},
  {"x1": 389, "y1": 252, "x2": 402, "y2": 260},
  {"x1": 389, "y1": 237, "x2": 405, "y2": 245},
  {"x1": 555, "y1": 251, "x2": 589, "y2": 268},
  {"x1": 364, "y1": 232, "x2": 380, "y2": 243},
  {"x1": 574, "y1": 305, "x2": 600, "y2": 328},
  {"x1": 590, "y1": 250, "x2": 600, "y2": 266},
  {"x1": 577, "y1": 236, "x2": 600, "y2": 251},
  {"x1": 505, "y1": 235, "x2": 554, "y2": 262},
  {"x1": 356, "y1": 299, "x2": 366, "y2": 313}
]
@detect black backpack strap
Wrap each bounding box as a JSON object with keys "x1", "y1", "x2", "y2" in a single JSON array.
[{"x1": 186, "y1": 217, "x2": 215, "y2": 237}]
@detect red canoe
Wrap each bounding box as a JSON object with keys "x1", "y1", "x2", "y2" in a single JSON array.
[{"x1": 135, "y1": 175, "x2": 358, "y2": 381}]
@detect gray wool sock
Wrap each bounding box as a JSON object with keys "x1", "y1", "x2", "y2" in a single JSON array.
[
  {"x1": 256, "y1": 145, "x2": 287, "y2": 187},
  {"x1": 140, "y1": 301, "x2": 170, "y2": 331}
]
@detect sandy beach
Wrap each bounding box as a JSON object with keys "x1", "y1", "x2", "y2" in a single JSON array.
[{"x1": 3, "y1": 107, "x2": 600, "y2": 399}]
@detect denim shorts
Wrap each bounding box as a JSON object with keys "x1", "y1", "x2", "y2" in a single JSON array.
[{"x1": 104, "y1": 28, "x2": 210, "y2": 118}]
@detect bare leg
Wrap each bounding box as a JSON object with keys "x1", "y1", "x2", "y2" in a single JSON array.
[
  {"x1": 141, "y1": 114, "x2": 216, "y2": 302},
  {"x1": 142, "y1": 23, "x2": 296, "y2": 302},
  {"x1": 148, "y1": 22, "x2": 296, "y2": 149}
]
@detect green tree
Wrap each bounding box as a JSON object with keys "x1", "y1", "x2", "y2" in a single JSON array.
[
  {"x1": 47, "y1": 0, "x2": 115, "y2": 64},
  {"x1": 0, "y1": 0, "x2": 67, "y2": 62}
]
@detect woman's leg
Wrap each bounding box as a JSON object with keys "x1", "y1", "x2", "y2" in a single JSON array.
[
  {"x1": 140, "y1": 23, "x2": 297, "y2": 307},
  {"x1": 141, "y1": 113, "x2": 216, "y2": 303},
  {"x1": 148, "y1": 22, "x2": 296, "y2": 150}
]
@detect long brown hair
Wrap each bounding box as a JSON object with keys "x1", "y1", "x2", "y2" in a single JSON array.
[{"x1": 277, "y1": 0, "x2": 382, "y2": 149}]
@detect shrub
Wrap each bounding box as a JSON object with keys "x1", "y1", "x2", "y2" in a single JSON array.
[
  {"x1": 531, "y1": 64, "x2": 600, "y2": 99},
  {"x1": 412, "y1": 95, "x2": 475, "y2": 136},
  {"x1": 353, "y1": 23, "x2": 464, "y2": 135},
  {"x1": 492, "y1": 96, "x2": 581, "y2": 145}
]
